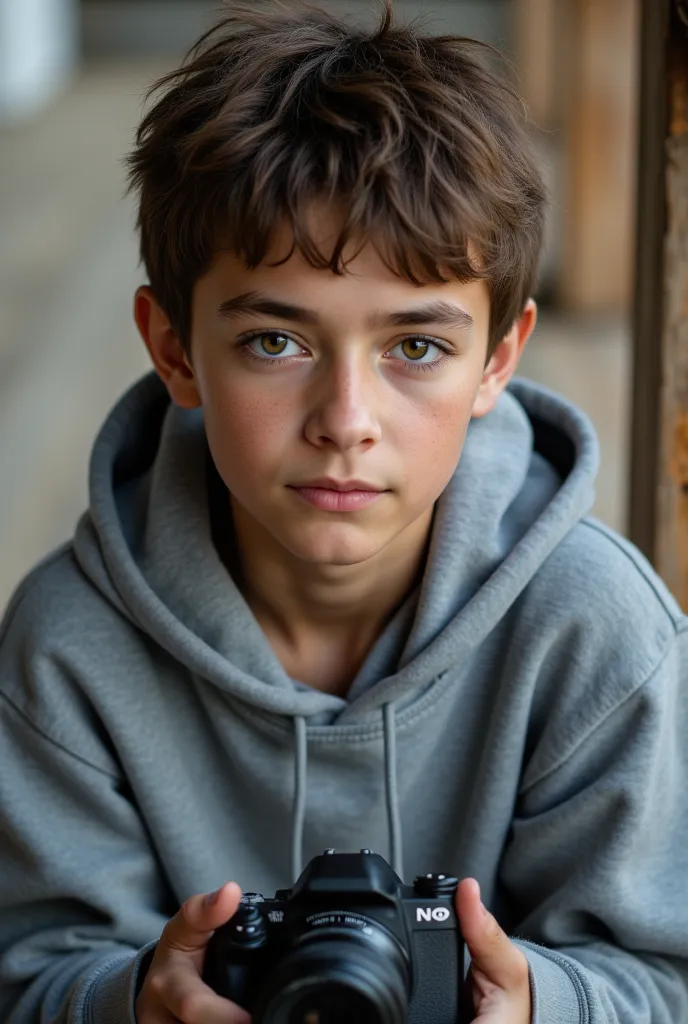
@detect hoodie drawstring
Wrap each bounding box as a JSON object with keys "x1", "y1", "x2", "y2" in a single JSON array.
[
  {"x1": 292, "y1": 715, "x2": 308, "y2": 883},
  {"x1": 383, "y1": 701, "x2": 404, "y2": 881},
  {"x1": 291, "y1": 703, "x2": 404, "y2": 883}
]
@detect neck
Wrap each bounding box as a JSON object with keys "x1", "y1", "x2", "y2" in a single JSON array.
[{"x1": 227, "y1": 498, "x2": 433, "y2": 693}]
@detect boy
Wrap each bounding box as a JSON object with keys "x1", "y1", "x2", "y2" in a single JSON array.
[{"x1": 1, "y1": 1, "x2": 687, "y2": 1021}]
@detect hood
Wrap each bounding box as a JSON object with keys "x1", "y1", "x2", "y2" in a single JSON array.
[
  {"x1": 73, "y1": 370, "x2": 599, "y2": 879},
  {"x1": 74, "y1": 370, "x2": 599, "y2": 724}
]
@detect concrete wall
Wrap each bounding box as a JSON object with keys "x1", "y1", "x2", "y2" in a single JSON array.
[
  {"x1": 81, "y1": 0, "x2": 512, "y2": 57},
  {"x1": 0, "y1": 0, "x2": 78, "y2": 121},
  {"x1": 0, "y1": 0, "x2": 510, "y2": 118}
]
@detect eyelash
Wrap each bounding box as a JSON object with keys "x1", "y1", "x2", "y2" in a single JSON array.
[{"x1": 236, "y1": 331, "x2": 454, "y2": 373}]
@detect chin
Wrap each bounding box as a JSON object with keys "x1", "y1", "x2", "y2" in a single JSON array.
[{"x1": 282, "y1": 524, "x2": 387, "y2": 566}]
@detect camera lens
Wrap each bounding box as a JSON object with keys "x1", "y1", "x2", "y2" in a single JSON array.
[
  {"x1": 288, "y1": 987, "x2": 380, "y2": 1023},
  {"x1": 255, "y1": 926, "x2": 410, "y2": 1024}
]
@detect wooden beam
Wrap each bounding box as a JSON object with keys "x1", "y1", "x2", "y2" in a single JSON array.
[
  {"x1": 558, "y1": 0, "x2": 639, "y2": 313},
  {"x1": 629, "y1": 0, "x2": 670, "y2": 560},
  {"x1": 630, "y1": 0, "x2": 688, "y2": 608},
  {"x1": 512, "y1": 0, "x2": 558, "y2": 130},
  {"x1": 657, "y1": 1, "x2": 688, "y2": 605}
]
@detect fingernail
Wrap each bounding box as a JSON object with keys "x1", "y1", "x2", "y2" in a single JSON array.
[{"x1": 204, "y1": 885, "x2": 223, "y2": 907}]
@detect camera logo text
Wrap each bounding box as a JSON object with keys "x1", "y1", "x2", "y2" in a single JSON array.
[{"x1": 416, "y1": 906, "x2": 450, "y2": 923}]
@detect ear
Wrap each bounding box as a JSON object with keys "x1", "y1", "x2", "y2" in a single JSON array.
[
  {"x1": 133, "y1": 286, "x2": 201, "y2": 409},
  {"x1": 471, "y1": 299, "x2": 537, "y2": 419}
]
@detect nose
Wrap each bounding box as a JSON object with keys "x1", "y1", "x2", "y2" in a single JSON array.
[{"x1": 303, "y1": 356, "x2": 382, "y2": 452}]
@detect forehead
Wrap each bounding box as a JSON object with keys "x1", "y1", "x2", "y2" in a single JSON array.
[{"x1": 197, "y1": 213, "x2": 491, "y2": 332}]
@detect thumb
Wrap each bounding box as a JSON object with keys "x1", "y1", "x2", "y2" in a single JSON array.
[
  {"x1": 456, "y1": 879, "x2": 527, "y2": 991},
  {"x1": 162, "y1": 882, "x2": 243, "y2": 956}
]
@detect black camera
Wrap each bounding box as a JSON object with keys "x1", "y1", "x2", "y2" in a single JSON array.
[{"x1": 203, "y1": 848, "x2": 464, "y2": 1024}]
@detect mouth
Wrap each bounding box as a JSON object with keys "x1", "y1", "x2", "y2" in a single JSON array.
[
  {"x1": 290, "y1": 478, "x2": 385, "y2": 493},
  {"x1": 287, "y1": 480, "x2": 387, "y2": 512}
]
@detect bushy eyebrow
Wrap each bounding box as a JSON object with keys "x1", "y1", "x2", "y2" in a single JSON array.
[{"x1": 216, "y1": 291, "x2": 474, "y2": 331}]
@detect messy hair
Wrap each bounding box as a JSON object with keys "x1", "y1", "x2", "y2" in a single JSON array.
[{"x1": 127, "y1": 0, "x2": 546, "y2": 358}]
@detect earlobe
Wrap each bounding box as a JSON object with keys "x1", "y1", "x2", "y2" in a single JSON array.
[{"x1": 133, "y1": 285, "x2": 202, "y2": 409}]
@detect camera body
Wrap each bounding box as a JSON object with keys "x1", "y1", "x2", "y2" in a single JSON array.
[{"x1": 203, "y1": 849, "x2": 464, "y2": 1024}]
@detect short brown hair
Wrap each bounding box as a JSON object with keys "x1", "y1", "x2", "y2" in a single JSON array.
[{"x1": 127, "y1": 0, "x2": 546, "y2": 359}]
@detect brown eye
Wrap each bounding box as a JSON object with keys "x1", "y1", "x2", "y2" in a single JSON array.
[
  {"x1": 400, "y1": 338, "x2": 430, "y2": 361},
  {"x1": 260, "y1": 333, "x2": 289, "y2": 355}
]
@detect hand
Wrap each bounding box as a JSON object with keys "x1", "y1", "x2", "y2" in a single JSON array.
[
  {"x1": 135, "y1": 882, "x2": 251, "y2": 1024},
  {"x1": 456, "y1": 879, "x2": 531, "y2": 1023}
]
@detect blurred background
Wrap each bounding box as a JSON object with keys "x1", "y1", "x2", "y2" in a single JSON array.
[{"x1": 0, "y1": 0, "x2": 639, "y2": 611}]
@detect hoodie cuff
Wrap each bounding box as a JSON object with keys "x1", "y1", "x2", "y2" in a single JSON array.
[
  {"x1": 513, "y1": 940, "x2": 588, "y2": 1024},
  {"x1": 81, "y1": 941, "x2": 158, "y2": 1024}
]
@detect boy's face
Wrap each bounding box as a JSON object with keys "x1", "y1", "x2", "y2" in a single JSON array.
[{"x1": 137, "y1": 213, "x2": 535, "y2": 569}]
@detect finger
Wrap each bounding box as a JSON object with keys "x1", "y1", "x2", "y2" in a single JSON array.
[
  {"x1": 136, "y1": 1001, "x2": 178, "y2": 1024},
  {"x1": 161, "y1": 882, "x2": 243, "y2": 958},
  {"x1": 456, "y1": 878, "x2": 529, "y2": 990},
  {"x1": 156, "y1": 961, "x2": 250, "y2": 1024}
]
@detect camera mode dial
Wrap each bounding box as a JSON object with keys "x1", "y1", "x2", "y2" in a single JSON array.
[
  {"x1": 229, "y1": 903, "x2": 267, "y2": 948},
  {"x1": 412, "y1": 873, "x2": 459, "y2": 899}
]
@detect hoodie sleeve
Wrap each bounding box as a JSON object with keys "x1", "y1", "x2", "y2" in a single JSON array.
[
  {"x1": 0, "y1": 575, "x2": 168, "y2": 1024},
  {"x1": 502, "y1": 624, "x2": 688, "y2": 1023}
]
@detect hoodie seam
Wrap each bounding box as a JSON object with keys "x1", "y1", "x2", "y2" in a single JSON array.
[
  {"x1": 77, "y1": 953, "x2": 131, "y2": 1022},
  {"x1": 579, "y1": 517, "x2": 683, "y2": 626},
  {"x1": 0, "y1": 689, "x2": 122, "y2": 781},
  {"x1": 518, "y1": 632, "x2": 680, "y2": 794},
  {"x1": 517, "y1": 941, "x2": 590, "y2": 1023},
  {"x1": 0, "y1": 543, "x2": 74, "y2": 647},
  {"x1": 236, "y1": 669, "x2": 453, "y2": 742}
]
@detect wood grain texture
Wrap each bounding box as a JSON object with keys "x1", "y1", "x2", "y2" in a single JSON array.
[
  {"x1": 559, "y1": 0, "x2": 639, "y2": 312},
  {"x1": 512, "y1": 0, "x2": 558, "y2": 129},
  {"x1": 657, "y1": 27, "x2": 688, "y2": 606}
]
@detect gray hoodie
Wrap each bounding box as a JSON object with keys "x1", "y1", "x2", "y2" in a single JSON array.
[{"x1": 1, "y1": 371, "x2": 687, "y2": 1024}]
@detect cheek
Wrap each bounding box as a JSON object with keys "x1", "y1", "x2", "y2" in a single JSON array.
[
  {"x1": 202, "y1": 381, "x2": 295, "y2": 476},
  {"x1": 395, "y1": 383, "x2": 475, "y2": 477}
]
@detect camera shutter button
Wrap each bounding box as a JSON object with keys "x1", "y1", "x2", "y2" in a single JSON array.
[
  {"x1": 240, "y1": 892, "x2": 264, "y2": 905},
  {"x1": 412, "y1": 873, "x2": 459, "y2": 898}
]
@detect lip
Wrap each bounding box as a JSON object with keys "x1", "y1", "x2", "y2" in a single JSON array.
[
  {"x1": 291, "y1": 477, "x2": 385, "y2": 493},
  {"x1": 288, "y1": 479, "x2": 387, "y2": 513}
]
